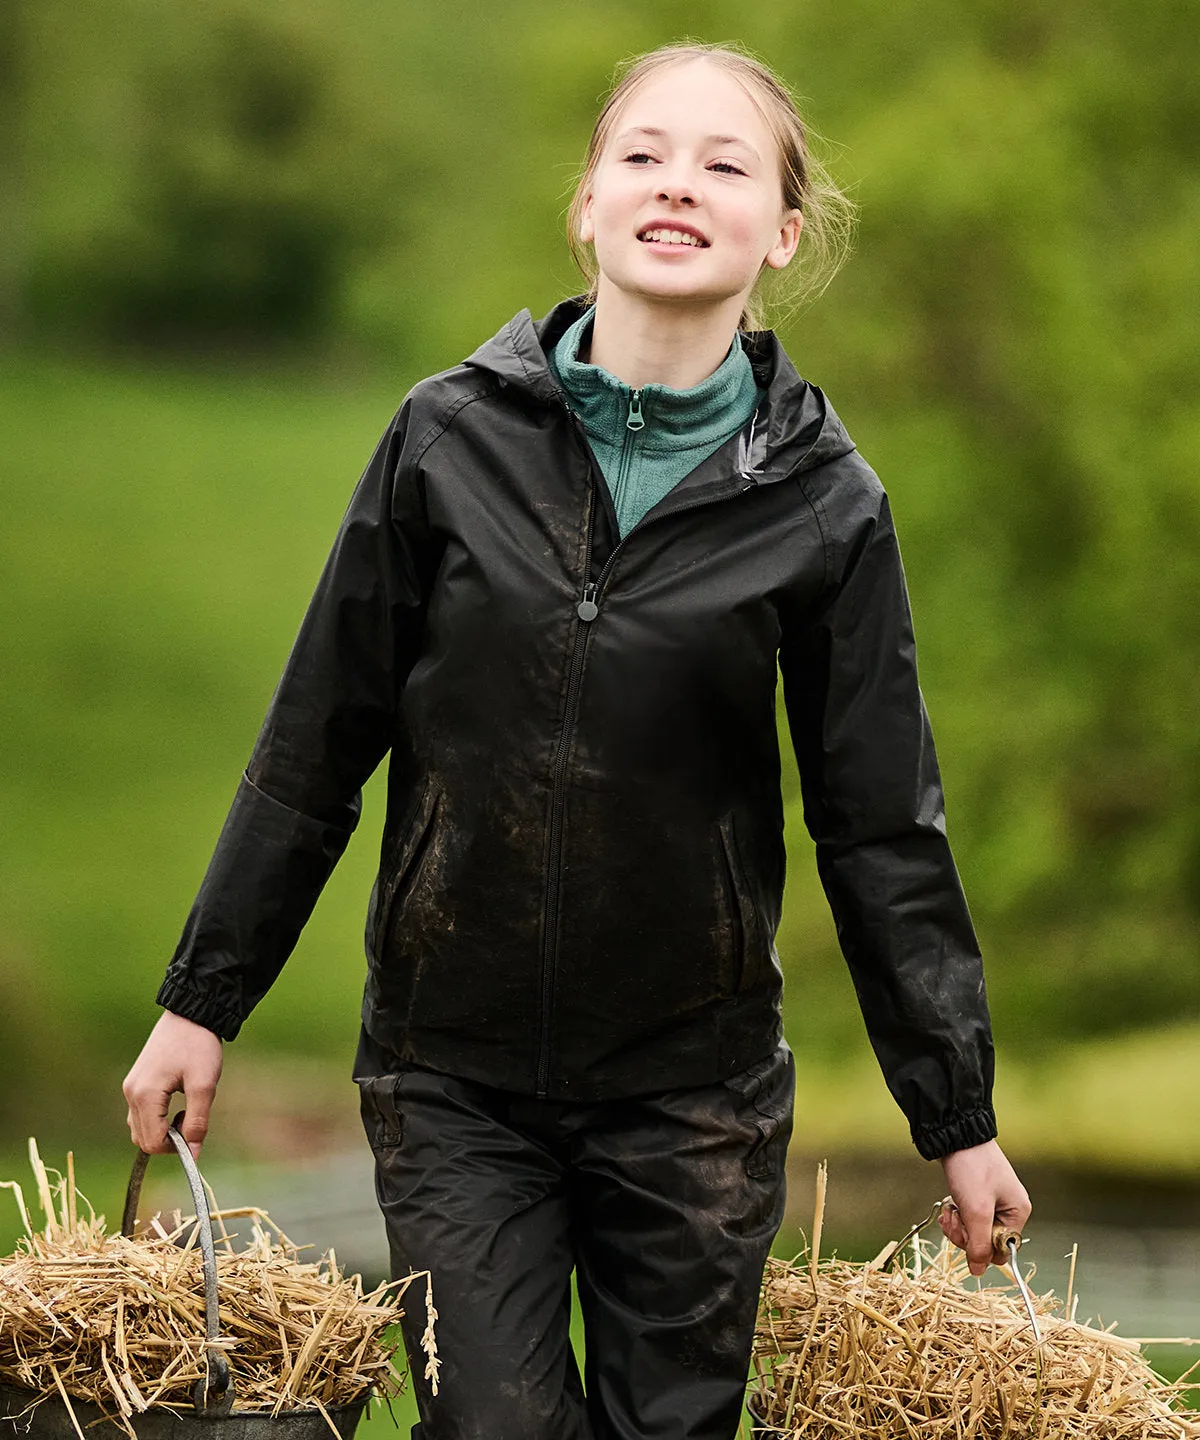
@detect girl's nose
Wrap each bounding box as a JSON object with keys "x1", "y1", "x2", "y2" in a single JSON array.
[
  {"x1": 656, "y1": 180, "x2": 699, "y2": 206},
  {"x1": 654, "y1": 159, "x2": 701, "y2": 206}
]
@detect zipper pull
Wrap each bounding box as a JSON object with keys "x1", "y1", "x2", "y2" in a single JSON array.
[
  {"x1": 626, "y1": 389, "x2": 645, "y2": 432},
  {"x1": 577, "y1": 582, "x2": 599, "y2": 622}
]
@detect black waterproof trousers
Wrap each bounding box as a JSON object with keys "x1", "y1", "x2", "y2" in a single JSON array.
[{"x1": 355, "y1": 1034, "x2": 795, "y2": 1440}]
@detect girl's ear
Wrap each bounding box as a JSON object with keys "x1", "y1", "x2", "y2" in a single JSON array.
[
  {"x1": 578, "y1": 191, "x2": 595, "y2": 246},
  {"x1": 764, "y1": 210, "x2": 803, "y2": 272}
]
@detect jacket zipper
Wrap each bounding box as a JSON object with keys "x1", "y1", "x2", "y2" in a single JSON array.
[
  {"x1": 581, "y1": 439, "x2": 761, "y2": 618},
  {"x1": 535, "y1": 403, "x2": 757, "y2": 1095},
  {"x1": 537, "y1": 410, "x2": 598, "y2": 1095}
]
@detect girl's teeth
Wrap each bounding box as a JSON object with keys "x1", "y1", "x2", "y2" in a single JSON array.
[{"x1": 643, "y1": 230, "x2": 701, "y2": 246}]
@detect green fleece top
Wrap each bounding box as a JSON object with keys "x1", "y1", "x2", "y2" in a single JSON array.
[{"x1": 549, "y1": 305, "x2": 763, "y2": 537}]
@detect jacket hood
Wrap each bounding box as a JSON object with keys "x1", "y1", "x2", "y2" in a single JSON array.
[{"x1": 464, "y1": 296, "x2": 856, "y2": 485}]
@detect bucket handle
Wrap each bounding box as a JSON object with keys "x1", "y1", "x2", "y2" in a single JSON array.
[{"x1": 121, "y1": 1115, "x2": 235, "y2": 1417}]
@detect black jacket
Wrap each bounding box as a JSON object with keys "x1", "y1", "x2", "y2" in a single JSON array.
[{"x1": 159, "y1": 297, "x2": 997, "y2": 1161}]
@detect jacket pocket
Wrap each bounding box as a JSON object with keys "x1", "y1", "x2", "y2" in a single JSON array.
[
  {"x1": 717, "y1": 813, "x2": 758, "y2": 993},
  {"x1": 725, "y1": 1044, "x2": 795, "y2": 1180},
  {"x1": 356, "y1": 1073, "x2": 404, "y2": 1150},
  {"x1": 375, "y1": 784, "x2": 441, "y2": 961}
]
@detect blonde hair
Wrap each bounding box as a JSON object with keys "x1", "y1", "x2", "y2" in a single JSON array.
[{"x1": 565, "y1": 42, "x2": 857, "y2": 331}]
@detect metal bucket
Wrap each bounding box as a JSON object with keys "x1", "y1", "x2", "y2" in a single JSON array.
[
  {"x1": 0, "y1": 1383, "x2": 367, "y2": 1440},
  {"x1": 744, "y1": 1391, "x2": 790, "y2": 1437},
  {"x1": 0, "y1": 1124, "x2": 372, "y2": 1440}
]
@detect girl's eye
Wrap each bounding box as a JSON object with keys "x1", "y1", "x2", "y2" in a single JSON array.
[{"x1": 619, "y1": 151, "x2": 745, "y2": 175}]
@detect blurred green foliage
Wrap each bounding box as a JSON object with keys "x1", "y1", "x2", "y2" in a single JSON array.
[{"x1": 1, "y1": 0, "x2": 1197, "y2": 1154}]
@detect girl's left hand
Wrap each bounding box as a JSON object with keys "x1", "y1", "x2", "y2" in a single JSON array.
[{"x1": 938, "y1": 1139, "x2": 1031, "y2": 1276}]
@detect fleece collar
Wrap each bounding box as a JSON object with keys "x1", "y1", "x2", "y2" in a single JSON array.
[
  {"x1": 549, "y1": 305, "x2": 760, "y2": 454},
  {"x1": 463, "y1": 296, "x2": 856, "y2": 485}
]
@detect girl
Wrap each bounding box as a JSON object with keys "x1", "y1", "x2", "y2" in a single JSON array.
[{"x1": 124, "y1": 42, "x2": 1030, "y2": 1440}]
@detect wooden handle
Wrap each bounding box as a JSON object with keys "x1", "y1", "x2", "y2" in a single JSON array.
[{"x1": 991, "y1": 1224, "x2": 1022, "y2": 1267}]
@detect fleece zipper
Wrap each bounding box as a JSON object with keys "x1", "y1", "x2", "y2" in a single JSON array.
[{"x1": 608, "y1": 388, "x2": 645, "y2": 536}]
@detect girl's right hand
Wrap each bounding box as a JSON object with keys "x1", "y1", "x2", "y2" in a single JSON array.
[{"x1": 123, "y1": 1011, "x2": 223, "y2": 1158}]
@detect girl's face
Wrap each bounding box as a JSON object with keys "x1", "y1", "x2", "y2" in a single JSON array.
[{"x1": 579, "y1": 60, "x2": 803, "y2": 318}]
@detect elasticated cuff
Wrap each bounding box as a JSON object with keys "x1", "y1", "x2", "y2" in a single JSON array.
[
  {"x1": 156, "y1": 977, "x2": 246, "y2": 1042},
  {"x1": 912, "y1": 1106, "x2": 998, "y2": 1162}
]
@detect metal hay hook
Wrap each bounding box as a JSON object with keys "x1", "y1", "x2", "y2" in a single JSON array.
[{"x1": 121, "y1": 1116, "x2": 234, "y2": 1417}]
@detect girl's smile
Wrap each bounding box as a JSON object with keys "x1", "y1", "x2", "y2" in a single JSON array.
[{"x1": 636, "y1": 223, "x2": 710, "y2": 248}]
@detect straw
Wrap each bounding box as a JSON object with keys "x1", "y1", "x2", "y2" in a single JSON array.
[
  {"x1": 0, "y1": 1144, "x2": 438, "y2": 1435},
  {"x1": 750, "y1": 1169, "x2": 1200, "y2": 1438}
]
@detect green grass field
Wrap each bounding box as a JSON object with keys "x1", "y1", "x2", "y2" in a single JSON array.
[{"x1": 0, "y1": 350, "x2": 407, "y2": 1129}]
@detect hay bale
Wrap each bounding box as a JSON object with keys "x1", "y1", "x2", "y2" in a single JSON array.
[
  {"x1": 751, "y1": 1166, "x2": 1200, "y2": 1438},
  {"x1": 0, "y1": 1142, "x2": 437, "y2": 1437}
]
